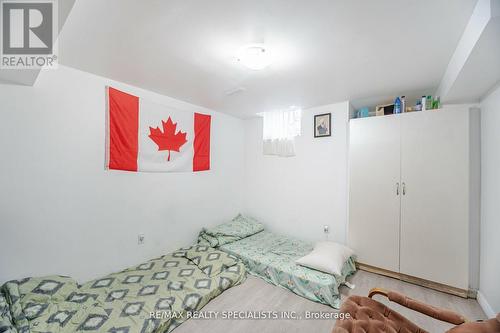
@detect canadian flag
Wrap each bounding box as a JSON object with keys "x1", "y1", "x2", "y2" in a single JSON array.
[{"x1": 106, "y1": 87, "x2": 211, "y2": 172}]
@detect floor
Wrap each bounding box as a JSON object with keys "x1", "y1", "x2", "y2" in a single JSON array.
[{"x1": 175, "y1": 270, "x2": 486, "y2": 333}]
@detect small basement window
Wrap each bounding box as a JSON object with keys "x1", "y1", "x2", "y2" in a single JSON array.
[{"x1": 261, "y1": 107, "x2": 302, "y2": 157}]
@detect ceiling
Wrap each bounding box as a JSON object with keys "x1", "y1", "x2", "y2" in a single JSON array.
[
  {"x1": 57, "y1": 0, "x2": 478, "y2": 118},
  {"x1": 443, "y1": 15, "x2": 500, "y2": 104}
]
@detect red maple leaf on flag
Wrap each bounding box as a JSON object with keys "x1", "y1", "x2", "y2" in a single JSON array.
[{"x1": 148, "y1": 117, "x2": 188, "y2": 161}]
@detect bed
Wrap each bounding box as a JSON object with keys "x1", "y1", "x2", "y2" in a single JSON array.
[
  {"x1": 0, "y1": 245, "x2": 246, "y2": 333},
  {"x1": 198, "y1": 215, "x2": 356, "y2": 309}
]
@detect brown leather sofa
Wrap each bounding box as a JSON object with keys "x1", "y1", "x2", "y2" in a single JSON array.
[{"x1": 333, "y1": 288, "x2": 500, "y2": 333}]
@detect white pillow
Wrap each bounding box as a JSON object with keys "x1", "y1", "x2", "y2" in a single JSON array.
[{"x1": 295, "y1": 241, "x2": 354, "y2": 276}]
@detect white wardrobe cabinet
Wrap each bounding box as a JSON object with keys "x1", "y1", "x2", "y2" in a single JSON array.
[{"x1": 348, "y1": 108, "x2": 470, "y2": 292}]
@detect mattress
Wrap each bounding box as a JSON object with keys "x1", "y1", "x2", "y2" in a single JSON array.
[
  {"x1": 219, "y1": 230, "x2": 356, "y2": 309},
  {"x1": 0, "y1": 246, "x2": 246, "y2": 333}
]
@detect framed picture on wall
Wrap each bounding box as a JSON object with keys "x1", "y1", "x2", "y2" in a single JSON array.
[{"x1": 314, "y1": 113, "x2": 331, "y2": 137}]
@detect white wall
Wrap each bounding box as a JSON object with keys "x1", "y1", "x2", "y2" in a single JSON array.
[
  {"x1": 468, "y1": 106, "x2": 481, "y2": 291},
  {"x1": 478, "y1": 84, "x2": 500, "y2": 316},
  {"x1": 0, "y1": 66, "x2": 244, "y2": 284},
  {"x1": 243, "y1": 102, "x2": 350, "y2": 243}
]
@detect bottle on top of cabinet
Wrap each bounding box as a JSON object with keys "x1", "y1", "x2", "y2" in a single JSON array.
[
  {"x1": 394, "y1": 96, "x2": 402, "y2": 114},
  {"x1": 432, "y1": 96, "x2": 441, "y2": 109},
  {"x1": 426, "y1": 96, "x2": 432, "y2": 110}
]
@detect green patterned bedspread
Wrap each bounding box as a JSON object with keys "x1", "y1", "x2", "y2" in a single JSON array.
[
  {"x1": 219, "y1": 231, "x2": 355, "y2": 309},
  {"x1": 0, "y1": 246, "x2": 246, "y2": 333}
]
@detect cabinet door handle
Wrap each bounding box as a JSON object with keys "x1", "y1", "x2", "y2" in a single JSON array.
[
  {"x1": 402, "y1": 182, "x2": 406, "y2": 195},
  {"x1": 396, "y1": 182, "x2": 400, "y2": 196}
]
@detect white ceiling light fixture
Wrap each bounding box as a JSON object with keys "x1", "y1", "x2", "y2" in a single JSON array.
[{"x1": 237, "y1": 43, "x2": 272, "y2": 70}]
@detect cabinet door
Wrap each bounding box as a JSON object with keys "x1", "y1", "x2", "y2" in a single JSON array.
[
  {"x1": 400, "y1": 109, "x2": 469, "y2": 289},
  {"x1": 348, "y1": 116, "x2": 401, "y2": 272}
]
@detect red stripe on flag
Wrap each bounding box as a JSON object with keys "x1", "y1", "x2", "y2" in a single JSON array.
[
  {"x1": 193, "y1": 113, "x2": 211, "y2": 171},
  {"x1": 108, "y1": 87, "x2": 139, "y2": 171}
]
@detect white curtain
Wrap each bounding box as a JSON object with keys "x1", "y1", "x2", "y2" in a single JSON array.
[{"x1": 262, "y1": 108, "x2": 302, "y2": 157}]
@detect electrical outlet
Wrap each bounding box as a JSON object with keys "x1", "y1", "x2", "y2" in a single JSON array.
[
  {"x1": 323, "y1": 225, "x2": 329, "y2": 234},
  {"x1": 138, "y1": 234, "x2": 145, "y2": 245}
]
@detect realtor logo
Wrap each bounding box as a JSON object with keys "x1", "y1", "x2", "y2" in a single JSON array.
[{"x1": 1, "y1": 0, "x2": 58, "y2": 69}]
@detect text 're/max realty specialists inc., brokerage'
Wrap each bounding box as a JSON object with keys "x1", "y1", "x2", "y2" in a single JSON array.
[{"x1": 149, "y1": 310, "x2": 352, "y2": 320}]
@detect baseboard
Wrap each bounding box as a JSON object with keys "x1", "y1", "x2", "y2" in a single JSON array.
[
  {"x1": 356, "y1": 262, "x2": 470, "y2": 298},
  {"x1": 356, "y1": 262, "x2": 400, "y2": 279},
  {"x1": 477, "y1": 290, "x2": 495, "y2": 318}
]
